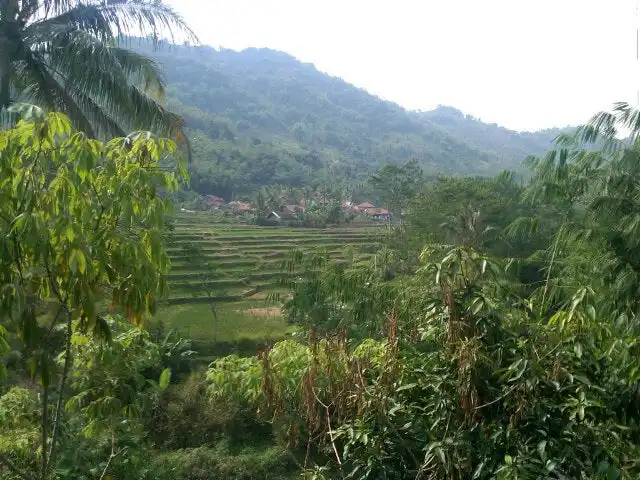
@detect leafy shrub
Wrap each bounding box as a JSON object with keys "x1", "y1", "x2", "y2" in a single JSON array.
[
  {"x1": 154, "y1": 444, "x2": 298, "y2": 480},
  {"x1": 149, "y1": 371, "x2": 272, "y2": 449},
  {"x1": 205, "y1": 246, "x2": 640, "y2": 478},
  {"x1": 0, "y1": 386, "x2": 39, "y2": 426}
]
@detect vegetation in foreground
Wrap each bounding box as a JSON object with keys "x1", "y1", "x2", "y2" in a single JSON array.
[
  {"x1": 5, "y1": 100, "x2": 640, "y2": 479},
  {"x1": 2, "y1": 4, "x2": 640, "y2": 477},
  {"x1": 0, "y1": 0, "x2": 195, "y2": 140}
]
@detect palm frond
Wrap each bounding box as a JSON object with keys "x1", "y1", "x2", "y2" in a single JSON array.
[
  {"x1": 14, "y1": 47, "x2": 96, "y2": 136},
  {"x1": 63, "y1": 86, "x2": 125, "y2": 138},
  {"x1": 34, "y1": 0, "x2": 197, "y2": 44},
  {"x1": 35, "y1": 26, "x2": 165, "y2": 94},
  {"x1": 24, "y1": 27, "x2": 183, "y2": 140},
  {"x1": 17, "y1": 0, "x2": 41, "y2": 23}
]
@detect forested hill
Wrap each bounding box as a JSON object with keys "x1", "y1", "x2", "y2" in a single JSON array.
[{"x1": 137, "y1": 41, "x2": 566, "y2": 196}]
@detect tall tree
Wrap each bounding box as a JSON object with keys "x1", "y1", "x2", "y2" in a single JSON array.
[
  {"x1": 521, "y1": 102, "x2": 640, "y2": 313},
  {"x1": 0, "y1": 0, "x2": 196, "y2": 139},
  {"x1": 369, "y1": 159, "x2": 423, "y2": 219},
  {"x1": 0, "y1": 109, "x2": 186, "y2": 479}
]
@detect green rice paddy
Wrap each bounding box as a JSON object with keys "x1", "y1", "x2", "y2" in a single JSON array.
[{"x1": 153, "y1": 213, "x2": 383, "y2": 344}]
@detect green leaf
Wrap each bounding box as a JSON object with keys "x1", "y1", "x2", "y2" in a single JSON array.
[
  {"x1": 69, "y1": 248, "x2": 80, "y2": 274},
  {"x1": 504, "y1": 454, "x2": 513, "y2": 466},
  {"x1": 65, "y1": 225, "x2": 75, "y2": 243},
  {"x1": 573, "y1": 374, "x2": 591, "y2": 386},
  {"x1": 537, "y1": 440, "x2": 547, "y2": 459},
  {"x1": 159, "y1": 368, "x2": 172, "y2": 391},
  {"x1": 395, "y1": 382, "x2": 418, "y2": 392},
  {"x1": 574, "y1": 343, "x2": 582, "y2": 359},
  {"x1": 472, "y1": 461, "x2": 485, "y2": 479}
]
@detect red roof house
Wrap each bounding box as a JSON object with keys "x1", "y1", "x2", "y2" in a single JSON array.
[
  {"x1": 356, "y1": 202, "x2": 375, "y2": 209},
  {"x1": 203, "y1": 195, "x2": 225, "y2": 207}
]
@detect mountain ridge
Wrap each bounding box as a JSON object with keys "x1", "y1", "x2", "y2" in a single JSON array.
[{"x1": 134, "y1": 41, "x2": 568, "y2": 197}]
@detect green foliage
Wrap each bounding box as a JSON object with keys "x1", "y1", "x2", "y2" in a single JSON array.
[
  {"x1": 49, "y1": 327, "x2": 172, "y2": 480},
  {"x1": 0, "y1": 108, "x2": 186, "y2": 329},
  {"x1": 0, "y1": 110, "x2": 185, "y2": 479},
  {"x1": 207, "y1": 246, "x2": 640, "y2": 479},
  {"x1": 154, "y1": 444, "x2": 298, "y2": 480},
  {"x1": 0, "y1": 0, "x2": 195, "y2": 140},
  {"x1": 279, "y1": 250, "x2": 402, "y2": 336},
  {"x1": 0, "y1": 318, "x2": 197, "y2": 480},
  {"x1": 369, "y1": 160, "x2": 423, "y2": 217},
  {"x1": 0, "y1": 387, "x2": 39, "y2": 462},
  {"x1": 66, "y1": 317, "x2": 168, "y2": 434},
  {"x1": 130, "y1": 42, "x2": 562, "y2": 196},
  {"x1": 409, "y1": 172, "x2": 524, "y2": 248},
  {"x1": 520, "y1": 107, "x2": 640, "y2": 313},
  {"x1": 407, "y1": 171, "x2": 555, "y2": 295},
  {"x1": 0, "y1": 387, "x2": 38, "y2": 427},
  {"x1": 196, "y1": 102, "x2": 640, "y2": 479},
  {"x1": 147, "y1": 370, "x2": 264, "y2": 448}
]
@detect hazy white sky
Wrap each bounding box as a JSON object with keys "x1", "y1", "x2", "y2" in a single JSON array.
[{"x1": 165, "y1": 0, "x2": 638, "y2": 131}]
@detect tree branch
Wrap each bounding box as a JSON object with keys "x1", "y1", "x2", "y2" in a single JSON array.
[
  {"x1": 40, "y1": 383, "x2": 48, "y2": 480},
  {"x1": 43, "y1": 256, "x2": 72, "y2": 475},
  {"x1": 312, "y1": 388, "x2": 344, "y2": 479},
  {"x1": 99, "y1": 429, "x2": 126, "y2": 480},
  {"x1": 46, "y1": 308, "x2": 73, "y2": 472}
]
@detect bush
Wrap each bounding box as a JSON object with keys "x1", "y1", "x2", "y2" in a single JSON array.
[
  {"x1": 148, "y1": 371, "x2": 272, "y2": 449},
  {"x1": 154, "y1": 444, "x2": 299, "y2": 480},
  {"x1": 0, "y1": 386, "x2": 39, "y2": 426},
  {"x1": 0, "y1": 387, "x2": 39, "y2": 466}
]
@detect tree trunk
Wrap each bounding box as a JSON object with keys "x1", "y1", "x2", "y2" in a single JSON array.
[
  {"x1": 47, "y1": 312, "x2": 73, "y2": 474},
  {"x1": 0, "y1": 0, "x2": 18, "y2": 110}
]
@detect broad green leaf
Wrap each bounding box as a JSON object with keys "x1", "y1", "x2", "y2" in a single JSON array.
[
  {"x1": 537, "y1": 440, "x2": 547, "y2": 459},
  {"x1": 472, "y1": 461, "x2": 485, "y2": 479},
  {"x1": 545, "y1": 460, "x2": 557, "y2": 472},
  {"x1": 69, "y1": 248, "x2": 86, "y2": 274},
  {"x1": 159, "y1": 368, "x2": 172, "y2": 391}
]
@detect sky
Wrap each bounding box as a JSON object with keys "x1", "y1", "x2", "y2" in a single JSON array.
[{"x1": 165, "y1": 0, "x2": 638, "y2": 132}]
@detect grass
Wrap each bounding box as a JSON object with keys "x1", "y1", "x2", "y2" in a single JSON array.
[
  {"x1": 153, "y1": 298, "x2": 292, "y2": 343},
  {"x1": 156, "y1": 213, "x2": 384, "y2": 345}
]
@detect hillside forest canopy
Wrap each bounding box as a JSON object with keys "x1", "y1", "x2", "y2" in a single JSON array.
[
  {"x1": 130, "y1": 40, "x2": 567, "y2": 199},
  {"x1": 4, "y1": 3, "x2": 640, "y2": 480}
]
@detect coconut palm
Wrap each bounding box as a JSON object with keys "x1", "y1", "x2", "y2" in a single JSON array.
[
  {"x1": 518, "y1": 101, "x2": 640, "y2": 313},
  {"x1": 0, "y1": 0, "x2": 196, "y2": 139},
  {"x1": 440, "y1": 206, "x2": 496, "y2": 248}
]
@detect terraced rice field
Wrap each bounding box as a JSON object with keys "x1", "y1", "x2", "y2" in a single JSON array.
[{"x1": 153, "y1": 213, "x2": 384, "y2": 343}]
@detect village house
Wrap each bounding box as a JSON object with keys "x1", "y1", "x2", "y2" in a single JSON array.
[
  {"x1": 364, "y1": 207, "x2": 390, "y2": 221},
  {"x1": 354, "y1": 202, "x2": 375, "y2": 212},
  {"x1": 202, "y1": 195, "x2": 225, "y2": 208},
  {"x1": 356, "y1": 202, "x2": 375, "y2": 209},
  {"x1": 266, "y1": 204, "x2": 303, "y2": 221},
  {"x1": 228, "y1": 201, "x2": 252, "y2": 213},
  {"x1": 341, "y1": 200, "x2": 359, "y2": 213}
]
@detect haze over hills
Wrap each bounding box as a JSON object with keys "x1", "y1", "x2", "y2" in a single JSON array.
[{"x1": 136, "y1": 42, "x2": 567, "y2": 197}]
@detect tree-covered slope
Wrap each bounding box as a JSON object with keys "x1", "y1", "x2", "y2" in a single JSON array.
[
  {"x1": 420, "y1": 105, "x2": 565, "y2": 163},
  {"x1": 138, "y1": 42, "x2": 565, "y2": 196}
]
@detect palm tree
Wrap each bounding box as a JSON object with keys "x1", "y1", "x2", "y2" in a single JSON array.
[
  {"x1": 0, "y1": 0, "x2": 196, "y2": 139},
  {"x1": 519, "y1": 101, "x2": 640, "y2": 313},
  {"x1": 440, "y1": 206, "x2": 496, "y2": 248}
]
